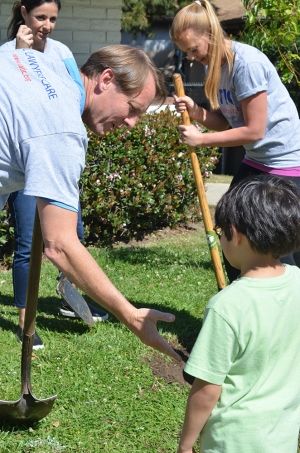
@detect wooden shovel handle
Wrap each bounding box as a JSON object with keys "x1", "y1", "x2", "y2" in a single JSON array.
[
  {"x1": 173, "y1": 73, "x2": 226, "y2": 290},
  {"x1": 20, "y1": 210, "x2": 43, "y2": 393},
  {"x1": 23, "y1": 209, "x2": 43, "y2": 336}
]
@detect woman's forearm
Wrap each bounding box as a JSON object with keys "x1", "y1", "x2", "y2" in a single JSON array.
[
  {"x1": 179, "y1": 123, "x2": 264, "y2": 148},
  {"x1": 200, "y1": 125, "x2": 264, "y2": 147},
  {"x1": 192, "y1": 105, "x2": 229, "y2": 131}
]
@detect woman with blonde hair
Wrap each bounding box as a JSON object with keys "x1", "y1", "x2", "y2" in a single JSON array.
[{"x1": 171, "y1": 0, "x2": 300, "y2": 281}]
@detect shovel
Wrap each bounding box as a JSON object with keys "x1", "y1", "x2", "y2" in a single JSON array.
[
  {"x1": 173, "y1": 73, "x2": 226, "y2": 290},
  {"x1": 0, "y1": 210, "x2": 56, "y2": 424},
  {"x1": 57, "y1": 275, "x2": 94, "y2": 326}
]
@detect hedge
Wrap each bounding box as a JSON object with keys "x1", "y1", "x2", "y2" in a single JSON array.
[{"x1": 81, "y1": 108, "x2": 219, "y2": 245}]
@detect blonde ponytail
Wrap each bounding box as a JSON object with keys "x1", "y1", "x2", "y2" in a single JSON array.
[{"x1": 170, "y1": 0, "x2": 234, "y2": 110}]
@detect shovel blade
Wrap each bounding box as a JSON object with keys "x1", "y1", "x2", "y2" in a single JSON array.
[
  {"x1": 0, "y1": 392, "x2": 57, "y2": 424},
  {"x1": 57, "y1": 277, "x2": 94, "y2": 326}
]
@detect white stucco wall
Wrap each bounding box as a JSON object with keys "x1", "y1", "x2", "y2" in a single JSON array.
[{"x1": 0, "y1": 0, "x2": 122, "y2": 66}]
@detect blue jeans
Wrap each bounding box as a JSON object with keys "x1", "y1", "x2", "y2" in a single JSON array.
[{"x1": 8, "y1": 190, "x2": 84, "y2": 309}]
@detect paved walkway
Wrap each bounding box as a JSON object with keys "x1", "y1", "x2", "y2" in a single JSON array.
[{"x1": 205, "y1": 182, "x2": 230, "y2": 207}]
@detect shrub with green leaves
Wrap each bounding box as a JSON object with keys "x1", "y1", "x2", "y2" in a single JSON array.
[
  {"x1": 81, "y1": 108, "x2": 219, "y2": 246},
  {"x1": 242, "y1": 0, "x2": 300, "y2": 106},
  {"x1": 122, "y1": 0, "x2": 190, "y2": 36},
  {"x1": 0, "y1": 209, "x2": 14, "y2": 266}
]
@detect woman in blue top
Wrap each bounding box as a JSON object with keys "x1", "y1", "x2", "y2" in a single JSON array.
[{"x1": 1, "y1": 0, "x2": 107, "y2": 349}]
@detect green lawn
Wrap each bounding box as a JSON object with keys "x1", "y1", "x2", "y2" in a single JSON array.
[{"x1": 0, "y1": 224, "x2": 219, "y2": 453}]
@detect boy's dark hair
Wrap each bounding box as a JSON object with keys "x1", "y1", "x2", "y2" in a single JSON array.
[{"x1": 215, "y1": 175, "x2": 300, "y2": 258}]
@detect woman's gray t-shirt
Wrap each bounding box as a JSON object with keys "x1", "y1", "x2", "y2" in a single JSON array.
[{"x1": 219, "y1": 41, "x2": 300, "y2": 168}]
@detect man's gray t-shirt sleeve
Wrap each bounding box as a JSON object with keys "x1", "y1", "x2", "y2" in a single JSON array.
[{"x1": 22, "y1": 133, "x2": 86, "y2": 210}]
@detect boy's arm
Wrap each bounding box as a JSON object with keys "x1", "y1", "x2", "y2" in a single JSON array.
[{"x1": 178, "y1": 378, "x2": 221, "y2": 453}]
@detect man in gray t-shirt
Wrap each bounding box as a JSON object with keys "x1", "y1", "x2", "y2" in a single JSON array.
[
  {"x1": 0, "y1": 48, "x2": 86, "y2": 210},
  {"x1": 0, "y1": 45, "x2": 179, "y2": 361}
]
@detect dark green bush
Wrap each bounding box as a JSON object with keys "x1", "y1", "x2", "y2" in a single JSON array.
[
  {"x1": 81, "y1": 108, "x2": 219, "y2": 246},
  {"x1": 0, "y1": 209, "x2": 14, "y2": 266},
  {"x1": 122, "y1": 0, "x2": 189, "y2": 35},
  {"x1": 242, "y1": 0, "x2": 300, "y2": 108}
]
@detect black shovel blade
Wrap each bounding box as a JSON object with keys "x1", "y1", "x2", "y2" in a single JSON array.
[
  {"x1": 57, "y1": 277, "x2": 94, "y2": 326},
  {"x1": 0, "y1": 392, "x2": 57, "y2": 424}
]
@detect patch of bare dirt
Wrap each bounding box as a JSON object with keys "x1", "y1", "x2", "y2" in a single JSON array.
[{"x1": 143, "y1": 344, "x2": 194, "y2": 386}]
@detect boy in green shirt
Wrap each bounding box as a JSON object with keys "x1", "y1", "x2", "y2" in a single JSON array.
[{"x1": 178, "y1": 175, "x2": 300, "y2": 453}]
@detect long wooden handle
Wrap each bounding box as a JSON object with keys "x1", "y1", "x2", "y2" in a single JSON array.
[
  {"x1": 173, "y1": 73, "x2": 226, "y2": 290},
  {"x1": 23, "y1": 209, "x2": 43, "y2": 336},
  {"x1": 21, "y1": 210, "x2": 43, "y2": 393}
]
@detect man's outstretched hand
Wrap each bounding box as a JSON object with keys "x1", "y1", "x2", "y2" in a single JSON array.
[{"x1": 128, "y1": 308, "x2": 181, "y2": 361}]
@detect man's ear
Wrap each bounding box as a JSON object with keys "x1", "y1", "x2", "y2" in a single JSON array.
[{"x1": 97, "y1": 68, "x2": 114, "y2": 92}]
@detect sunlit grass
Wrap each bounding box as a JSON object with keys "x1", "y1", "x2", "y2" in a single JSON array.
[{"x1": 0, "y1": 225, "x2": 219, "y2": 452}]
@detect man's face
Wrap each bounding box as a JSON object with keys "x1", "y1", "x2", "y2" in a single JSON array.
[{"x1": 84, "y1": 69, "x2": 156, "y2": 136}]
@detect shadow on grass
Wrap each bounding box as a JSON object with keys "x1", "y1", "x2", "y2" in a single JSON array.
[
  {"x1": 0, "y1": 420, "x2": 41, "y2": 432},
  {"x1": 94, "y1": 297, "x2": 202, "y2": 354},
  {"x1": 105, "y1": 246, "x2": 214, "y2": 271},
  {"x1": 129, "y1": 300, "x2": 202, "y2": 353},
  {"x1": 0, "y1": 295, "x2": 90, "y2": 336},
  {"x1": 0, "y1": 293, "x2": 201, "y2": 353},
  {"x1": 0, "y1": 242, "x2": 215, "y2": 348}
]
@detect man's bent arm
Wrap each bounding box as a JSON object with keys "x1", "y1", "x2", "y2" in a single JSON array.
[{"x1": 37, "y1": 199, "x2": 180, "y2": 360}]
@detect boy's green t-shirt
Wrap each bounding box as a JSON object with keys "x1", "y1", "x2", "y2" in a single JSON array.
[{"x1": 185, "y1": 265, "x2": 300, "y2": 453}]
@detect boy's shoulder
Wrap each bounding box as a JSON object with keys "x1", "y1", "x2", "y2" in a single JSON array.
[
  {"x1": 207, "y1": 279, "x2": 243, "y2": 309},
  {"x1": 207, "y1": 265, "x2": 300, "y2": 316}
]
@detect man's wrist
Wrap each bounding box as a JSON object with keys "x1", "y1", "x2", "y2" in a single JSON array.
[{"x1": 114, "y1": 298, "x2": 137, "y2": 328}]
